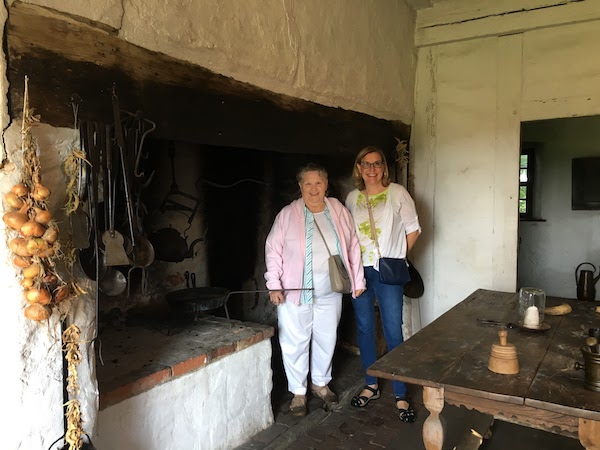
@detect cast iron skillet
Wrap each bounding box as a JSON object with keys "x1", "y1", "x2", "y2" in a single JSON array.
[{"x1": 166, "y1": 287, "x2": 311, "y2": 321}]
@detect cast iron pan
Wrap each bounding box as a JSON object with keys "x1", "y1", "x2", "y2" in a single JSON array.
[
  {"x1": 166, "y1": 287, "x2": 231, "y2": 313},
  {"x1": 166, "y1": 287, "x2": 311, "y2": 320}
]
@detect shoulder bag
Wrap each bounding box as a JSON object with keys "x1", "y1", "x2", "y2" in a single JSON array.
[
  {"x1": 314, "y1": 218, "x2": 352, "y2": 294},
  {"x1": 365, "y1": 191, "x2": 411, "y2": 286}
]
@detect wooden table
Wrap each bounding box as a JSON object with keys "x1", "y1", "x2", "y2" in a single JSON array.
[{"x1": 368, "y1": 289, "x2": 600, "y2": 449}]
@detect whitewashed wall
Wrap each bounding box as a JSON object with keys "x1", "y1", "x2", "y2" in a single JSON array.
[
  {"x1": 412, "y1": 11, "x2": 600, "y2": 325},
  {"x1": 94, "y1": 340, "x2": 273, "y2": 450},
  {"x1": 519, "y1": 117, "x2": 600, "y2": 300}
]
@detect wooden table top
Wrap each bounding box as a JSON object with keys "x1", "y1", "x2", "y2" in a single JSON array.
[{"x1": 368, "y1": 289, "x2": 600, "y2": 420}]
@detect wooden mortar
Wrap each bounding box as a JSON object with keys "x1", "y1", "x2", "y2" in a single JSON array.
[{"x1": 488, "y1": 329, "x2": 519, "y2": 375}]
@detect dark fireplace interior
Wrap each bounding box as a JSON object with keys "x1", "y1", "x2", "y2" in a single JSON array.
[{"x1": 108, "y1": 139, "x2": 361, "y2": 324}]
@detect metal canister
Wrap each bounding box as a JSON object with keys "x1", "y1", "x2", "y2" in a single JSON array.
[{"x1": 579, "y1": 346, "x2": 600, "y2": 392}]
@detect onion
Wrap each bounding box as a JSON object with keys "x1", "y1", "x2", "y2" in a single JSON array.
[
  {"x1": 13, "y1": 256, "x2": 31, "y2": 268},
  {"x1": 24, "y1": 304, "x2": 51, "y2": 321},
  {"x1": 5, "y1": 192, "x2": 24, "y2": 209},
  {"x1": 26, "y1": 238, "x2": 48, "y2": 256},
  {"x1": 20, "y1": 278, "x2": 35, "y2": 289},
  {"x1": 38, "y1": 246, "x2": 55, "y2": 258},
  {"x1": 43, "y1": 273, "x2": 58, "y2": 286},
  {"x1": 21, "y1": 220, "x2": 46, "y2": 238},
  {"x1": 11, "y1": 183, "x2": 29, "y2": 197},
  {"x1": 53, "y1": 285, "x2": 70, "y2": 303},
  {"x1": 3, "y1": 211, "x2": 29, "y2": 231},
  {"x1": 9, "y1": 238, "x2": 33, "y2": 257},
  {"x1": 41, "y1": 226, "x2": 58, "y2": 244},
  {"x1": 31, "y1": 184, "x2": 51, "y2": 202},
  {"x1": 25, "y1": 288, "x2": 52, "y2": 305},
  {"x1": 22, "y1": 263, "x2": 42, "y2": 279},
  {"x1": 33, "y1": 208, "x2": 52, "y2": 225}
]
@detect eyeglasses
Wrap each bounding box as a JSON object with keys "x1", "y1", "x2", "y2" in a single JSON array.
[{"x1": 360, "y1": 161, "x2": 384, "y2": 169}]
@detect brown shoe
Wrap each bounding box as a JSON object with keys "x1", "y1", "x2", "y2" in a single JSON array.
[
  {"x1": 311, "y1": 384, "x2": 339, "y2": 405},
  {"x1": 289, "y1": 395, "x2": 307, "y2": 416}
]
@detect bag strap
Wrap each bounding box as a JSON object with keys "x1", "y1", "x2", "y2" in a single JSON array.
[
  {"x1": 313, "y1": 217, "x2": 333, "y2": 257},
  {"x1": 364, "y1": 191, "x2": 382, "y2": 259}
]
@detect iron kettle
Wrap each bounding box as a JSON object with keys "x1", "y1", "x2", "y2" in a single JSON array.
[
  {"x1": 148, "y1": 227, "x2": 204, "y2": 262},
  {"x1": 576, "y1": 262, "x2": 600, "y2": 301}
]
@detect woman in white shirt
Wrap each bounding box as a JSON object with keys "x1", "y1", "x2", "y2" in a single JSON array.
[{"x1": 345, "y1": 146, "x2": 421, "y2": 423}]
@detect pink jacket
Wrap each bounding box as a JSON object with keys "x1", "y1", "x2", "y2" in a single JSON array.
[{"x1": 265, "y1": 197, "x2": 366, "y2": 305}]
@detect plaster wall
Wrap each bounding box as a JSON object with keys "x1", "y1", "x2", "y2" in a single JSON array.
[
  {"x1": 412, "y1": 19, "x2": 600, "y2": 325},
  {"x1": 519, "y1": 117, "x2": 600, "y2": 300},
  {"x1": 12, "y1": 0, "x2": 417, "y2": 124},
  {"x1": 94, "y1": 340, "x2": 273, "y2": 450}
]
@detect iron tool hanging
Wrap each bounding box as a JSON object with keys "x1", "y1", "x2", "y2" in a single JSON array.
[{"x1": 160, "y1": 142, "x2": 200, "y2": 224}]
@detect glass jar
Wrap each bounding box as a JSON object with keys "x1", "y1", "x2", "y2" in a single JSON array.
[{"x1": 519, "y1": 287, "x2": 546, "y2": 329}]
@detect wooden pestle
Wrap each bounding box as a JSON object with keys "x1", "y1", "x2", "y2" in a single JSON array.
[
  {"x1": 498, "y1": 329, "x2": 508, "y2": 346},
  {"x1": 586, "y1": 337, "x2": 600, "y2": 354},
  {"x1": 488, "y1": 329, "x2": 519, "y2": 375}
]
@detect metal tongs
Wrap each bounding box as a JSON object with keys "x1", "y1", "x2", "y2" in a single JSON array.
[{"x1": 476, "y1": 318, "x2": 518, "y2": 329}]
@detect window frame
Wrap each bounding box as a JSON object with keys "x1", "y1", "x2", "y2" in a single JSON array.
[{"x1": 519, "y1": 147, "x2": 536, "y2": 219}]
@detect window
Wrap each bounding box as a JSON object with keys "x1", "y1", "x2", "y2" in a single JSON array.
[{"x1": 519, "y1": 147, "x2": 535, "y2": 218}]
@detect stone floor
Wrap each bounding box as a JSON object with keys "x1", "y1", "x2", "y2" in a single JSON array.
[{"x1": 235, "y1": 337, "x2": 585, "y2": 450}]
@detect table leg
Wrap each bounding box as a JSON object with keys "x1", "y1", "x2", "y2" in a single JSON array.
[
  {"x1": 579, "y1": 418, "x2": 600, "y2": 450},
  {"x1": 423, "y1": 386, "x2": 445, "y2": 450}
]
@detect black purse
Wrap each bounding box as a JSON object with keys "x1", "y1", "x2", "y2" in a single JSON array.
[
  {"x1": 365, "y1": 191, "x2": 412, "y2": 287},
  {"x1": 379, "y1": 257, "x2": 411, "y2": 285},
  {"x1": 404, "y1": 259, "x2": 424, "y2": 298}
]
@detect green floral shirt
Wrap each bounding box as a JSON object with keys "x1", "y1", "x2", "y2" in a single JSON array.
[{"x1": 354, "y1": 190, "x2": 388, "y2": 267}]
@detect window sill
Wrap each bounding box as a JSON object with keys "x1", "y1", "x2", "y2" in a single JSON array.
[{"x1": 519, "y1": 218, "x2": 546, "y2": 222}]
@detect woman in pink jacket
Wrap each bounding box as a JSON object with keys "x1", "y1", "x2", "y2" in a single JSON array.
[{"x1": 265, "y1": 163, "x2": 366, "y2": 417}]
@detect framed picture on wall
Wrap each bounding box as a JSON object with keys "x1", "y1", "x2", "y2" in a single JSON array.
[{"x1": 572, "y1": 156, "x2": 600, "y2": 210}]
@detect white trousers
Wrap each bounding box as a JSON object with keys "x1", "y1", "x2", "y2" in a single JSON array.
[{"x1": 277, "y1": 294, "x2": 343, "y2": 395}]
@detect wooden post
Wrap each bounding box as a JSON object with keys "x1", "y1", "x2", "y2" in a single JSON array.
[
  {"x1": 579, "y1": 418, "x2": 600, "y2": 450},
  {"x1": 423, "y1": 386, "x2": 445, "y2": 450}
]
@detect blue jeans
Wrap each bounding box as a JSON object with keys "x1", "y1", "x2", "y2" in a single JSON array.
[{"x1": 352, "y1": 266, "x2": 407, "y2": 398}]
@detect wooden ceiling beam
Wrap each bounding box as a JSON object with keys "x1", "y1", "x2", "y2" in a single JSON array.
[
  {"x1": 6, "y1": 2, "x2": 409, "y2": 156},
  {"x1": 415, "y1": 0, "x2": 600, "y2": 47}
]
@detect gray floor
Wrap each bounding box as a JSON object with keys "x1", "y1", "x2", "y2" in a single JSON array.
[{"x1": 236, "y1": 336, "x2": 584, "y2": 450}]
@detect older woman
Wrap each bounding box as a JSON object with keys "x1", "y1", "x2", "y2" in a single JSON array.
[
  {"x1": 265, "y1": 163, "x2": 365, "y2": 417},
  {"x1": 345, "y1": 146, "x2": 421, "y2": 423}
]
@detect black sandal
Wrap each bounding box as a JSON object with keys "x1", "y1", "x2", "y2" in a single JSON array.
[
  {"x1": 351, "y1": 385, "x2": 381, "y2": 408},
  {"x1": 395, "y1": 396, "x2": 416, "y2": 423}
]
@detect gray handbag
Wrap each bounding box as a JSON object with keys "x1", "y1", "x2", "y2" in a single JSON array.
[{"x1": 314, "y1": 219, "x2": 352, "y2": 294}]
